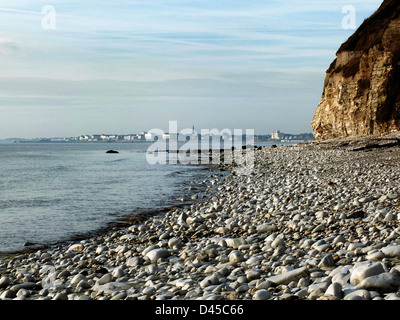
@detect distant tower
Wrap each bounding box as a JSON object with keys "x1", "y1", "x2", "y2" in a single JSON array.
[{"x1": 192, "y1": 125, "x2": 195, "y2": 134}]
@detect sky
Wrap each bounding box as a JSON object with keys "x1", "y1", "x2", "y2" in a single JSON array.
[{"x1": 0, "y1": 0, "x2": 383, "y2": 138}]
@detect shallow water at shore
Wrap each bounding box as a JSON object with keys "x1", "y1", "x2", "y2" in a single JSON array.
[{"x1": 0, "y1": 142, "x2": 214, "y2": 254}]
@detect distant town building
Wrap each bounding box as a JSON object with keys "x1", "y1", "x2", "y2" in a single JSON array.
[
  {"x1": 271, "y1": 130, "x2": 283, "y2": 140},
  {"x1": 145, "y1": 132, "x2": 156, "y2": 141},
  {"x1": 270, "y1": 130, "x2": 314, "y2": 142}
]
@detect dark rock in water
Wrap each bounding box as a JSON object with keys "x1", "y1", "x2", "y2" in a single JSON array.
[
  {"x1": 242, "y1": 145, "x2": 258, "y2": 150},
  {"x1": 312, "y1": 0, "x2": 400, "y2": 141},
  {"x1": 24, "y1": 242, "x2": 37, "y2": 247},
  {"x1": 106, "y1": 150, "x2": 119, "y2": 154}
]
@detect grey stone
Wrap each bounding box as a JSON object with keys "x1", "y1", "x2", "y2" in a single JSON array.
[
  {"x1": 308, "y1": 282, "x2": 329, "y2": 294},
  {"x1": 295, "y1": 288, "x2": 309, "y2": 299},
  {"x1": 127, "y1": 256, "x2": 144, "y2": 267},
  {"x1": 145, "y1": 248, "x2": 170, "y2": 263},
  {"x1": 112, "y1": 266, "x2": 125, "y2": 278},
  {"x1": 16, "y1": 288, "x2": 30, "y2": 298},
  {"x1": 0, "y1": 290, "x2": 16, "y2": 299},
  {"x1": 10, "y1": 282, "x2": 37, "y2": 292},
  {"x1": 77, "y1": 279, "x2": 92, "y2": 289},
  {"x1": 344, "y1": 289, "x2": 371, "y2": 300},
  {"x1": 71, "y1": 273, "x2": 87, "y2": 285},
  {"x1": 97, "y1": 273, "x2": 113, "y2": 285},
  {"x1": 225, "y1": 238, "x2": 247, "y2": 249},
  {"x1": 266, "y1": 267, "x2": 310, "y2": 285},
  {"x1": 246, "y1": 269, "x2": 262, "y2": 281},
  {"x1": 53, "y1": 293, "x2": 68, "y2": 300},
  {"x1": 235, "y1": 284, "x2": 249, "y2": 293},
  {"x1": 228, "y1": 250, "x2": 244, "y2": 263},
  {"x1": 200, "y1": 274, "x2": 220, "y2": 289},
  {"x1": 256, "y1": 223, "x2": 277, "y2": 234},
  {"x1": 0, "y1": 276, "x2": 10, "y2": 289},
  {"x1": 356, "y1": 272, "x2": 400, "y2": 293},
  {"x1": 253, "y1": 289, "x2": 271, "y2": 300},
  {"x1": 111, "y1": 292, "x2": 127, "y2": 300},
  {"x1": 325, "y1": 282, "x2": 343, "y2": 299},
  {"x1": 271, "y1": 236, "x2": 285, "y2": 249},
  {"x1": 385, "y1": 293, "x2": 400, "y2": 300},
  {"x1": 142, "y1": 287, "x2": 155, "y2": 296},
  {"x1": 381, "y1": 245, "x2": 400, "y2": 258},
  {"x1": 92, "y1": 282, "x2": 131, "y2": 294},
  {"x1": 256, "y1": 280, "x2": 274, "y2": 290},
  {"x1": 350, "y1": 262, "x2": 385, "y2": 286},
  {"x1": 318, "y1": 254, "x2": 335, "y2": 269},
  {"x1": 168, "y1": 237, "x2": 183, "y2": 249},
  {"x1": 68, "y1": 243, "x2": 84, "y2": 252}
]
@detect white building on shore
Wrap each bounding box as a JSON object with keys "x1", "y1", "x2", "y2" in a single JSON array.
[{"x1": 271, "y1": 130, "x2": 284, "y2": 140}]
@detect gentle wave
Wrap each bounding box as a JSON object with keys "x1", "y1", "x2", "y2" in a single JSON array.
[{"x1": 0, "y1": 143, "x2": 210, "y2": 253}]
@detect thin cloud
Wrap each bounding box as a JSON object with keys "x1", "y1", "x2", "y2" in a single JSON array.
[{"x1": 0, "y1": 39, "x2": 19, "y2": 55}]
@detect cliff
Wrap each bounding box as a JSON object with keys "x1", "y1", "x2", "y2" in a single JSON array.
[{"x1": 311, "y1": 0, "x2": 400, "y2": 141}]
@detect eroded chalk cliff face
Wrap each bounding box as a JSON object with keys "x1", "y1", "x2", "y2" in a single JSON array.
[{"x1": 311, "y1": 0, "x2": 400, "y2": 141}]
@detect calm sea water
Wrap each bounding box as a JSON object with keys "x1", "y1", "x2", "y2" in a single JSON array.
[{"x1": 0, "y1": 142, "x2": 215, "y2": 254}]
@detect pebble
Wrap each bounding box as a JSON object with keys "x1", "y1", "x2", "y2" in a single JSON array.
[
  {"x1": 1, "y1": 143, "x2": 400, "y2": 300},
  {"x1": 253, "y1": 289, "x2": 271, "y2": 300},
  {"x1": 325, "y1": 282, "x2": 342, "y2": 299},
  {"x1": 127, "y1": 256, "x2": 144, "y2": 267},
  {"x1": 381, "y1": 245, "x2": 400, "y2": 258},
  {"x1": 266, "y1": 267, "x2": 310, "y2": 286},
  {"x1": 97, "y1": 273, "x2": 113, "y2": 285},
  {"x1": 68, "y1": 244, "x2": 84, "y2": 252},
  {"x1": 356, "y1": 272, "x2": 400, "y2": 293},
  {"x1": 0, "y1": 277, "x2": 10, "y2": 289},
  {"x1": 53, "y1": 293, "x2": 68, "y2": 300},
  {"x1": 318, "y1": 254, "x2": 335, "y2": 269},
  {"x1": 1, "y1": 290, "x2": 16, "y2": 299},
  {"x1": 256, "y1": 223, "x2": 277, "y2": 234},
  {"x1": 344, "y1": 289, "x2": 371, "y2": 300},
  {"x1": 350, "y1": 262, "x2": 385, "y2": 286},
  {"x1": 145, "y1": 248, "x2": 170, "y2": 263},
  {"x1": 71, "y1": 274, "x2": 86, "y2": 285},
  {"x1": 228, "y1": 250, "x2": 244, "y2": 263}
]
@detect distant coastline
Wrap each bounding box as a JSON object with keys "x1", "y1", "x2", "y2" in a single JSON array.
[{"x1": 5, "y1": 130, "x2": 315, "y2": 144}]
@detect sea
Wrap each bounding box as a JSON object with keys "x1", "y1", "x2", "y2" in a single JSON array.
[
  {"x1": 0, "y1": 140, "x2": 297, "y2": 255},
  {"x1": 0, "y1": 141, "x2": 221, "y2": 255}
]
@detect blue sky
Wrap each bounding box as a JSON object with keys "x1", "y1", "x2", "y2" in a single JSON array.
[{"x1": 0, "y1": 0, "x2": 383, "y2": 138}]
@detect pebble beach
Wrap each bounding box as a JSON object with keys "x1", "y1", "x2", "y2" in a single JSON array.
[{"x1": 2, "y1": 137, "x2": 400, "y2": 301}]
